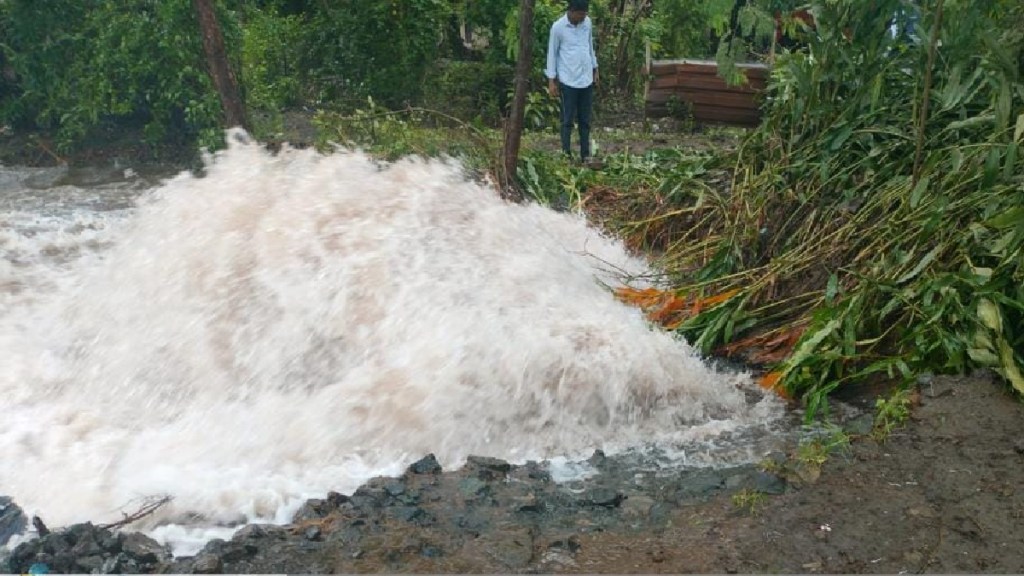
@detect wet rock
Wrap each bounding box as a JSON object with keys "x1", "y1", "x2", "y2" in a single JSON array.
[
  {"x1": 577, "y1": 488, "x2": 626, "y2": 508},
  {"x1": 458, "y1": 477, "x2": 490, "y2": 499},
  {"x1": 521, "y1": 461, "x2": 552, "y2": 482},
  {"x1": 548, "y1": 535, "x2": 581, "y2": 554},
  {"x1": 192, "y1": 552, "x2": 223, "y2": 574},
  {"x1": 120, "y1": 531, "x2": 170, "y2": 564},
  {"x1": 390, "y1": 506, "x2": 433, "y2": 526},
  {"x1": 326, "y1": 524, "x2": 366, "y2": 547},
  {"x1": 512, "y1": 493, "x2": 543, "y2": 514},
  {"x1": 751, "y1": 471, "x2": 787, "y2": 495},
  {"x1": 75, "y1": 554, "x2": 105, "y2": 572},
  {"x1": 620, "y1": 495, "x2": 655, "y2": 522},
  {"x1": 588, "y1": 449, "x2": 608, "y2": 467},
  {"x1": 303, "y1": 526, "x2": 322, "y2": 541},
  {"x1": 671, "y1": 470, "x2": 725, "y2": 502},
  {"x1": 196, "y1": 537, "x2": 251, "y2": 564},
  {"x1": 407, "y1": 453, "x2": 443, "y2": 475},
  {"x1": 100, "y1": 552, "x2": 139, "y2": 574},
  {"x1": 462, "y1": 527, "x2": 534, "y2": 570},
  {"x1": 351, "y1": 477, "x2": 398, "y2": 510},
  {"x1": 844, "y1": 413, "x2": 876, "y2": 437},
  {"x1": 233, "y1": 523, "x2": 287, "y2": 544},
  {"x1": 292, "y1": 499, "x2": 329, "y2": 522},
  {"x1": 31, "y1": 516, "x2": 49, "y2": 537},
  {"x1": 6, "y1": 523, "x2": 132, "y2": 574},
  {"x1": 292, "y1": 491, "x2": 351, "y2": 522},
  {"x1": 384, "y1": 480, "x2": 407, "y2": 497},
  {"x1": 466, "y1": 456, "x2": 511, "y2": 481},
  {"x1": 0, "y1": 496, "x2": 27, "y2": 547}
]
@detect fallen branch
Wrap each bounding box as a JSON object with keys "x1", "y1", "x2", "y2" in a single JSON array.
[
  {"x1": 100, "y1": 495, "x2": 173, "y2": 530},
  {"x1": 30, "y1": 136, "x2": 66, "y2": 165}
]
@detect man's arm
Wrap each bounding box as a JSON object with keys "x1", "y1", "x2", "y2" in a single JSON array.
[
  {"x1": 546, "y1": 23, "x2": 560, "y2": 97},
  {"x1": 589, "y1": 21, "x2": 599, "y2": 87}
]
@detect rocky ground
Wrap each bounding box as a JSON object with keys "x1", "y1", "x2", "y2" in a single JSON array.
[{"x1": 3, "y1": 372, "x2": 1022, "y2": 574}]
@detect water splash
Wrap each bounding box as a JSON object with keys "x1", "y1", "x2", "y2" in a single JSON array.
[{"x1": 0, "y1": 136, "x2": 782, "y2": 547}]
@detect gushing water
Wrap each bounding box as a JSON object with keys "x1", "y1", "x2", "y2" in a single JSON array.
[{"x1": 0, "y1": 135, "x2": 782, "y2": 552}]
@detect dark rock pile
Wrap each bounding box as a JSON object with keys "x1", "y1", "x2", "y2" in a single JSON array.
[
  {"x1": 5, "y1": 522, "x2": 171, "y2": 574},
  {"x1": 3, "y1": 451, "x2": 787, "y2": 574}
]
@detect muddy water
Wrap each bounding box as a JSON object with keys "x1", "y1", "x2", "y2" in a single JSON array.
[{"x1": 0, "y1": 133, "x2": 790, "y2": 556}]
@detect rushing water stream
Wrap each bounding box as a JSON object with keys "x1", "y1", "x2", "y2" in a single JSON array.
[{"x1": 1, "y1": 134, "x2": 785, "y2": 554}]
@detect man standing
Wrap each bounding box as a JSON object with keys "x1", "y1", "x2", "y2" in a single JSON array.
[{"x1": 545, "y1": 0, "x2": 598, "y2": 163}]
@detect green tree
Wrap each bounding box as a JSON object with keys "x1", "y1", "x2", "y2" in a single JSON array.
[
  {"x1": 0, "y1": 0, "x2": 237, "y2": 149},
  {"x1": 302, "y1": 0, "x2": 452, "y2": 108}
]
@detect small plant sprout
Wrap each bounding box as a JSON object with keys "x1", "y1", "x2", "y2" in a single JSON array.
[{"x1": 732, "y1": 489, "x2": 767, "y2": 515}]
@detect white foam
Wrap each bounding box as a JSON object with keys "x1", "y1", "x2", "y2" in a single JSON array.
[{"x1": 0, "y1": 135, "x2": 782, "y2": 553}]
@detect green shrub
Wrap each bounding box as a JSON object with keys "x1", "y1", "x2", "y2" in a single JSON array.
[
  {"x1": 302, "y1": 0, "x2": 451, "y2": 109},
  {"x1": 0, "y1": 0, "x2": 232, "y2": 150},
  {"x1": 421, "y1": 60, "x2": 513, "y2": 126},
  {"x1": 241, "y1": 6, "x2": 304, "y2": 111}
]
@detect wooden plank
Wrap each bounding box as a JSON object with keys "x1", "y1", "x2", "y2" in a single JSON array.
[
  {"x1": 651, "y1": 58, "x2": 770, "y2": 80},
  {"x1": 646, "y1": 88, "x2": 761, "y2": 110},
  {"x1": 645, "y1": 103, "x2": 762, "y2": 125},
  {"x1": 651, "y1": 57, "x2": 764, "y2": 67},
  {"x1": 645, "y1": 58, "x2": 769, "y2": 126},
  {"x1": 649, "y1": 74, "x2": 764, "y2": 93},
  {"x1": 649, "y1": 75, "x2": 765, "y2": 92},
  {"x1": 692, "y1": 103, "x2": 761, "y2": 123}
]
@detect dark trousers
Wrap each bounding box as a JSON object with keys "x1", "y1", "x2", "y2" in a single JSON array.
[{"x1": 559, "y1": 83, "x2": 593, "y2": 160}]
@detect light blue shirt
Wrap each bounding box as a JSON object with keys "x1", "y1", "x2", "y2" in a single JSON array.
[{"x1": 545, "y1": 14, "x2": 598, "y2": 89}]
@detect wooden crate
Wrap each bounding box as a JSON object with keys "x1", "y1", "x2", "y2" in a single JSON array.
[{"x1": 644, "y1": 58, "x2": 769, "y2": 126}]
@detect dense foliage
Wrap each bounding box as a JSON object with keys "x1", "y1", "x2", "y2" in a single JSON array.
[
  {"x1": 0, "y1": 0, "x2": 231, "y2": 149},
  {"x1": 615, "y1": 0, "x2": 1024, "y2": 415},
  {"x1": 0, "y1": 0, "x2": 747, "y2": 150}
]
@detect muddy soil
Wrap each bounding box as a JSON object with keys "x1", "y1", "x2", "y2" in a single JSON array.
[{"x1": 564, "y1": 372, "x2": 1024, "y2": 574}]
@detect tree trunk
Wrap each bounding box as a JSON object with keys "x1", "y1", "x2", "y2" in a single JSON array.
[
  {"x1": 502, "y1": 0, "x2": 535, "y2": 202},
  {"x1": 193, "y1": 0, "x2": 247, "y2": 129}
]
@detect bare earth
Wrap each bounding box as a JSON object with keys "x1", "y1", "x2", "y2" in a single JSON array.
[{"x1": 564, "y1": 372, "x2": 1024, "y2": 574}]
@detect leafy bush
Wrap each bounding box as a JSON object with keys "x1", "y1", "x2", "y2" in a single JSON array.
[
  {"x1": 638, "y1": 0, "x2": 1024, "y2": 416},
  {"x1": 241, "y1": 6, "x2": 305, "y2": 111},
  {"x1": 302, "y1": 0, "x2": 451, "y2": 109},
  {"x1": 0, "y1": 0, "x2": 234, "y2": 150},
  {"x1": 421, "y1": 60, "x2": 513, "y2": 126}
]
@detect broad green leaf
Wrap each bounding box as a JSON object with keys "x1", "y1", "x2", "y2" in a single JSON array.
[
  {"x1": 977, "y1": 298, "x2": 1002, "y2": 332},
  {"x1": 998, "y1": 338, "x2": 1024, "y2": 395},
  {"x1": 967, "y1": 347, "x2": 999, "y2": 365},
  {"x1": 896, "y1": 243, "x2": 941, "y2": 284},
  {"x1": 970, "y1": 266, "x2": 993, "y2": 280},
  {"x1": 1004, "y1": 143, "x2": 1017, "y2": 181},
  {"x1": 825, "y1": 273, "x2": 839, "y2": 302},
  {"x1": 829, "y1": 125, "x2": 853, "y2": 152},
  {"x1": 783, "y1": 319, "x2": 841, "y2": 377},
  {"x1": 909, "y1": 175, "x2": 929, "y2": 209},
  {"x1": 983, "y1": 148, "x2": 1001, "y2": 187},
  {"x1": 987, "y1": 206, "x2": 1024, "y2": 229},
  {"x1": 996, "y1": 80, "x2": 1012, "y2": 129},
  {"x1": 950, "y1": 148, "x2": 964, "y2": 172},
  {"x1": 945, "y1": 114, "x2": 994, "y2": 132}
]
